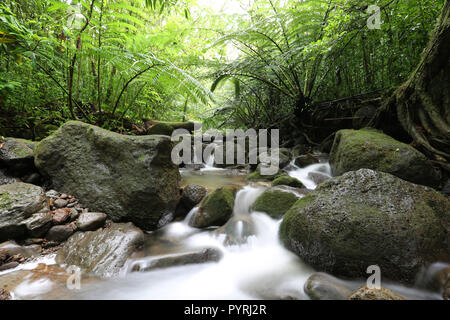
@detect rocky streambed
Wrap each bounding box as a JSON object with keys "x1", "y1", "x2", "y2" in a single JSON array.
[{"x1": 0, "y1": 122, "x2": 449, "y2": 300}]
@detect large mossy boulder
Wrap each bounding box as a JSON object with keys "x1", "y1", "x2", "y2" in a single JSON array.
[
  {"x1": 280, "y1": 169, "x2": 450, "y2": 283},
  {"x1": 34, "y1": 121, "x2": 181, "y2": 231},
  {"x1": 189, "y1": 187, "x2": 236, "y2": 228},
  {"x1": 0, "y1": 138, "x2": 37, "y2": 175},
  {"x1": 252, "y1": 186, "x2": 303, "y2": 219},
  {"x1": 272, "y1": 175, "x2": 305, "y2": 188},
  {"x1": 329, "y1": 128, "x2": 439, "y2": 187},
  {"x1": 147, "y1": 122, "x2": 175, "y2": 136},
  {"x1": 0, "y1": 183, "x2": 50, "y2": 241},
  {"x1": 56, "y1": 222, "x2": 144, "y2": 277}
]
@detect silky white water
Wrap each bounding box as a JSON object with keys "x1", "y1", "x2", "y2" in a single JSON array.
[{"x1": 5, "y1": 163, "x2": 444, "y2": 300}]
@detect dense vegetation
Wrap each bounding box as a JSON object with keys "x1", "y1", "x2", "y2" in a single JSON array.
[{"x1": 0, "y1": 0, "x2": 448, "y2": 163}]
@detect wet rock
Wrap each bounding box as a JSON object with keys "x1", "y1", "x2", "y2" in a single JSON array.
[
  {"x1": 76, "y1": 212, "x2": 107, "y2": 231},
  {"x1": 34, "y1": 121, "x2": 181, "y2": 231},
  {"x1": 329, "y1": 128, "x2": 439, "y2": 187},
  {"x1": 280, "y1": 169, "x2": 450, "y2": 283},
  {"x1": 0, "y1": 138, "x2": 36, "y2": 175},
  {"x1": 214, "y1": 215, "x2": 257, "y2": 246},
  {"x1": 22, "y1": 210, "x2": 52, "y2": 238},
  {"x1": 56, "y1": 222, "x2": 144, "y2": 277},
  {"x1": 246, "y1": 165, "x2": 283, "y2": 182},
  {"x1": 147, "y1": 122, "x2": 174, "y2": 136},
  {"x1": 0, "y1": 183, "x2": 49, "y2": 241},
  {"x1": 52, "y1": 208, "x2": 70, "y2": 225},
  {"x1": 0, "y1": 289, "x2": 11, "y2": 300},
  {"x1": 0, "y1": 261, "x2": 19, "y2": 272},
  {"x1": 252, "y1": 186, "x2": 302, "y2": 219},
  {"x1": 131, "y1": 247, "x2": 223, "y2": 272},
  {"x1": 304, "y1": 273, "x2": 353, "y2": 300},
  {"x1": 0, "y1": 241, "x2": 38, "y2": 260},
  {"x1": 348, "y1": 286, "x2": 405, "y2": 300},
  {"x1": 46, "y1": 225, "x2": 75, "y2": 242},
  {"x1": 294, "y1": 154, "x2": 319, "y2": 168},
  {"x1": 189, "y1": 187, "x2": 237, "y2": 228},
  {"x1": 272, "y1": 175, "x2": 305, "y2": 188},
  {"x1": 307, "y1": 172, "x2": 330, "y2": 186},
  {"x1": 181, "y1": 184, "x2": 207, "y2": 210},
  {"x1": 53, "y1": 198, "x2": 68, "y2": 208},
  {"x1": 69, "y1": 208, "x2": 79, "y2": 221}
]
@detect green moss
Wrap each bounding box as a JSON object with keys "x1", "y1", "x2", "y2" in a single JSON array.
[
  {"x1": 329, "y1": 128, "x2": 438, "y2": 187},
  {"x1": 147, "y1": 123, "x2": 175, "y2": 136},
  {"x1": 252, "y1": 188, "x2": 301, "y2": 218},
  {"x1": 194, "y1": 187, "x2": 237, "y2": 227},
  {"x1": 247, "y1": 168, "x2": 282, "y2": 182},
  {"x1": 272, "y1": 175, "x2": 305, "y2": 188}
]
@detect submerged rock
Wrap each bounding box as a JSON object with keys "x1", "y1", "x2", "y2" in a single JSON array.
[
  {"x1": 34, "y1": 121, "x2": 181, "y2": 231},
  {"x1": 252, "y1": 186, "x2": 303, "y2": 219},
  {"x1": 214, "y1": 215, "x2": 257, "y2": 245},
  {"x1": 280, "y1": 169, "x2": 450, "y2": 283},
  {"x1": 0, "y1": 183, "x2": 49, "y2": 241},
  {"x1": 329, "y1": 128, "x2": 439, "y2": 187},
  {"x1": 189, "y1": 187, "x2": 236, "y2": 228},
  {"x1": 348, "y1": 286, "x2": 405, "y2": 300},
  {"x1": 304, "y1": 273, "x2": 353, "y2": 300},
  {"x1": 56, "y1": 222, "x2": 144, "y2": 277},
  {"x1": 272, "y1": 175, "x2": 305, "y2": 188},
  {"x1": 131, "y1": 247, "x2": 223, "y2": 272}
]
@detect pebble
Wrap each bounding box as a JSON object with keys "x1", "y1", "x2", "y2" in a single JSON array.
[
  {"x1": 54, "y1": 198, "x2": 69, "y2": 208},
  {"x1": 52, "y1": 208, "x2": 71, "y2": 225}
]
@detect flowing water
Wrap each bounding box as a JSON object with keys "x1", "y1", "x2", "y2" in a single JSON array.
[{"x1": 0, "y1": 161, "x2": 445, "y2": 300}]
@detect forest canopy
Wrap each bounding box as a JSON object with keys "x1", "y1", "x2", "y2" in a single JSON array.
[{"x1": 0, "y1": 0, "x2": 446, "y2": 138}]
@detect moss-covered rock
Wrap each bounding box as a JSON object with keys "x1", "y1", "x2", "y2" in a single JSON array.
[
  {"x1": 0, "y1": 183, "x2": 49, "y2": 241},
  {"x1": 56, "y1": 222, "x2": 144, "y2": 277},
  {"x1": 272, "y1": 175, "x2": 305, "y2": 188},
  {"x1": 147, "y1": 122, "x2": 175, "y2": 136},
  {"x1": 280, "y1": 169, "x2": 450, "y2": 283},
  {"x1": 0, "y1": 138, "x2": 37, "y2": 175},
  {"x1": 34, "y1": 121, "x2": 181, "y2": 231},
  {"x1": 252, "y1": 186, "x2": 303, "y2": 218},
  {"x1": 189, "y1": 187, "x2": 236, "y2": 228},
  {"x1": 246, "y1": 165, "x2": 283, "y2": 182},
  {"x1": 329, "y1": 128, "x2": 439, "y2": 187}
]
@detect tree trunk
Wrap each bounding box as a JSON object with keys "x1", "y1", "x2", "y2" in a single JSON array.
[{"x1": 378, "y1": 0, "x2": 450, "y2": 169}]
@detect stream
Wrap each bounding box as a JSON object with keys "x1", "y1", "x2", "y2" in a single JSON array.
[{"x1": 0, "y1": 161, "x2": 444, "y2": 300}]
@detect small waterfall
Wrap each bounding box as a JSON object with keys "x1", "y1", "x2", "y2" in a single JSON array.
[{"x1": 286, "y1": 162, "x2": 332, "y2": 189}]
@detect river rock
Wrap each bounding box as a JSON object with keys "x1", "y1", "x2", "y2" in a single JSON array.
[
  {"x1": 0, "y1": 183, "x2": 49, "y2": 241},
  {"x1": 348, "y1": 286, "x2": 405, "y2": 300},
  {"x1": 252, "y1": 186, "x2": 303, "y2": 218},
  {"x1": 0, "y1": 289, "x2": 11, "y2": 300},
  {"x1": 280, "y1": 169, "x2": 450, "y2": 283},
  {"x1": 0, "y1": 138, "x2": 36, "y2": 174},
  {"x1": 214, "y1": 215, "x2": 257, "y2": 246},
  {"x1": 22, "y1": 210, "x2": 52, "y2": 238},
  {"x1": 56, "y1": 222, "x2": 144, "y2": 277},
  {"x1": 0, "y1": 261, "x2": 19, "y2": 272},
  {"x1": 76, "y1": 212, "x2": 107, "y2": 231},
  {"x1": 304, "y1": 273, "x2": 353, "y2": 300},
  {"x1": 329, "y1": 128, "x2": 439, "y2": 187},
  {"x1": 272, "y1": 175, "x2": 305, "y2": 188},
  {"x1": 181, "y1": 184, "x2": 207, "y2": 210},
  {"x1": 34, "y1": 121, "x2": 181, "y2": 231},
  {"x1": 45, "y1": 225, "x2": 75, "y2": 242},
  {"x1": 53, "y1": 198, "x2": 68, "y2": 208},
  {"x1": 52, "y1": 208, "x2": 70, "y2": 225},
  {"x1": 307, "y1": 171, "x2": 330, "y2": 186},
  {"x1": 246, "y1": 165, "x2": 282, "y2": 182},
  {"x1": 294, "y1": 154, "x2": 319, "y2": 168},
  {"x1": 189, "y1": 187, "x2": 236, "y2": 228},
  {"x1": 131, "y1": 247, "x2": 223, "y2": 272}
]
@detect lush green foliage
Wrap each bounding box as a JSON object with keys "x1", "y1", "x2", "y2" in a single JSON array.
[{"x1": 0, "y1": 0, "x2": 445, "y2": 138}]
